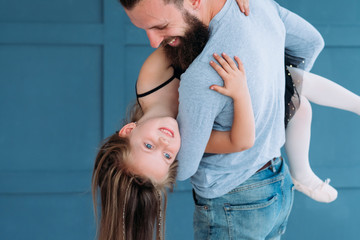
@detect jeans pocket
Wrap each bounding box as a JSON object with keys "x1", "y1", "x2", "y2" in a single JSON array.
[
  {"x1": 223, "y1": 194, "x2": 280, "y2": 239},
  {"x1": 224, "y1": 193, "x2": 278, "y2": 211}
]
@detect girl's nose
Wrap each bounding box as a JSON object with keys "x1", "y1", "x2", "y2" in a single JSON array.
[{"x1": 159, "y1": 137, "x2": 169, "y2": 145}]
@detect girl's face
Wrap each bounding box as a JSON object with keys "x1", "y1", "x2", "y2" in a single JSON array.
[{"x1": 120, "y1": 117, "x2": 181, "y2": 182}]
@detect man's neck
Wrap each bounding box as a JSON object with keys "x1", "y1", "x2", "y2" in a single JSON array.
[{"x1": 201, "y1": 0, "x2": 227, "y2": 26}]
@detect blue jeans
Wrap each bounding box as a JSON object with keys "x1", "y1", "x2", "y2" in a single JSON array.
[{"x1": 193, "y1": 157, "x2": 294, "y2": 240}]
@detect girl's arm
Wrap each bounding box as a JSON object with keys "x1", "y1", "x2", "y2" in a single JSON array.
[{"x1": 205, "y1": 53, "x2": 255, "y2": 153}]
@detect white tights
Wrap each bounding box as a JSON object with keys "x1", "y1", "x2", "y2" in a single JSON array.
[{"x1": 285, "y1": 67, "x2": 360, "y2": 192}]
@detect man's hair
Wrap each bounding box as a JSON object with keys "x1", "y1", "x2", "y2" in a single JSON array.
[{"x1": 119, "y1": 0, "x2": 184, "y2": 10}]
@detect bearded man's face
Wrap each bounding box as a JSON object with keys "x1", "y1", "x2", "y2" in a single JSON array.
[
  {"x1": 124, "y1": 0, "x2": 209, "y2": 70},
  {"x1": 163, "y1": 11, "x2": 209, "y2": 71}
]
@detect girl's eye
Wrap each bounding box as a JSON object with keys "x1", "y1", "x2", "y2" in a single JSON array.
[
  {"x1": 145, "y1": 143, "x2": 153, "y2": 149},
  {"x1": 164, "y1": 152, "x2": 171, "y2": 159}
]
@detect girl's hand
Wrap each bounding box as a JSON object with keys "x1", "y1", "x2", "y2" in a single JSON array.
[
  {"x1": 209, "y1": 53, "x2": 247, "y2": 102},
  {"x1": 236, "y1": 0, "x2": 250, "y2": 16}
]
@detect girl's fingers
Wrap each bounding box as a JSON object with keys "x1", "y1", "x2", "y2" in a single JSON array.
[
  {"x1": 210, "y1": 60, "x2": 227, "y2": 77},
  {"x1": 234, "y1": 56, "x2": 245, "y2": 73},
  {"x1": 244, "y1": 0, "x2": 250, "y2": 16},
  {"x1": 221, "y1": 53, "x2": 238, "y2": 70},
  {"x1": 213, "y1": 53, "x2": 232, "y2": 73},
  {"x1": 236, "y1": 0, "x2": 249, "y2": 16},
  {"x1": 210, "y1": 84, "x2": 228, "y2": 96},
  {"x1": 239, "y1": 5, "x2": 245, "y2": 13},
  {"x1": 245, "y1": 6, "x2": 250, "y2": 16}
]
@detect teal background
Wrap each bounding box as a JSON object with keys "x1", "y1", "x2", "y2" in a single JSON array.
[{"x1": 0, "y1": 0, "x2": 359, "y2": 239}]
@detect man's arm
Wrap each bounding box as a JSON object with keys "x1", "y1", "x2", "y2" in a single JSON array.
[
  {"x1": 205, "y1": 53, "x2": 255, "y2": 153},
  {"x1": 275, "y1": 2, "x2": 325, "y2": 71},
  {"x1": 176, "y1": 62, "x2": 227, "y2": 180}
]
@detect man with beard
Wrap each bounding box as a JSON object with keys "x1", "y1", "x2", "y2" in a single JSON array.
[
  {"x1": 162, "y1": 11, "x2": 210, "y2": 71},
  {"x1": 119, "y1": 0, "x2": 324, "y2": 238}
]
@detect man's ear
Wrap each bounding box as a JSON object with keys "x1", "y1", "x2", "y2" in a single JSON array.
[
  {"x1": 118, "y1": 122, "x2": 137, "y2": 137},
  {"x1": 185, "y1": 0, "x2": 201, "y2": 10}
]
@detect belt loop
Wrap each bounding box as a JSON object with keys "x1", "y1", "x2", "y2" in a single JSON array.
[
  {"x1": 270, "y1": 158, "x2": 276, "y2": 173},
  {"x1": 192, "y1": 189, "x2": 198, "y2": 204}
]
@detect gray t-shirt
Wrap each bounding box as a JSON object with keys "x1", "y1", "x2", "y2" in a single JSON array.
[{"x1": 176, "y1": 0, "x2": 324, "y2": 198}]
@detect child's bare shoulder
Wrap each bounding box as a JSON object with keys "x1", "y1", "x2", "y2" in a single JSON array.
[{"x1": 137, "y1": 48, "x2": 173, "y2": 93}]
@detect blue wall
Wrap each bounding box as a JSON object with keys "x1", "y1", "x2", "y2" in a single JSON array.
[{"x1": 0, "y1": 0, "x2": 359, "y2": 239}]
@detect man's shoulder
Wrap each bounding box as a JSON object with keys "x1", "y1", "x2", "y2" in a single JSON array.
[
  {"x1": 181, "y1": 55, "x2": 219, "y2": 85},
  {"x1": 178, "y1": 57, "x2": 226, "y2": 103}
]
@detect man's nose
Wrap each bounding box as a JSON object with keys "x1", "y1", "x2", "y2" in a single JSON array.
[{"x1": 146, "y1": 30, "x2": 164, "y2": 48}]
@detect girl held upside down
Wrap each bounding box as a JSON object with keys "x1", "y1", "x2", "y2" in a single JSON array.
[
  {"x1": 92, "y1": 50, "x2": 255, "y2": 240},
  {"x1": 92, "y1": 1, "x2": 360, "y2": 239}
]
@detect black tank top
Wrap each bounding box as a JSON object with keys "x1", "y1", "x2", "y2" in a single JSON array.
[{"x1": 136, "y1": 68, "x2": 182, "y2": 99}]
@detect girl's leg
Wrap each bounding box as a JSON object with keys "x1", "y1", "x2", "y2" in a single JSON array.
[
  {"x1": 285, "y1": 96, "x2": 337, "y2": 203},
  {"x1": 288, "y1": 67, "x2": 360, "y2": 115}
]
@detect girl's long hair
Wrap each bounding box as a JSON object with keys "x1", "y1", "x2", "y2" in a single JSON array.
[{"x1": 92, "y1": 102, "x2": 178, "y2": 240}]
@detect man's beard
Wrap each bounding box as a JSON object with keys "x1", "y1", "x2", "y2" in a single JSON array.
[{"x1": 163, "y1": 11, "x2": 209, "y2": 71}]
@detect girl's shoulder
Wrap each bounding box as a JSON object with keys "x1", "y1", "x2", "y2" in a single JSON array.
[{"x1": 137, "y1": 47, "x2": 174, "y2": 94}]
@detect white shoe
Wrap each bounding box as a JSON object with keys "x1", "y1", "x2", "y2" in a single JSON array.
[{"x1": 292, "y1": 177, "x2": 338, "y2": 203}]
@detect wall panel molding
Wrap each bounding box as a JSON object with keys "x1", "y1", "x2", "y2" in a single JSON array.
[{"x1": 0, "y1": 23, "x2": 104, "y2": 45}]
